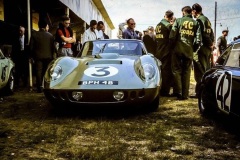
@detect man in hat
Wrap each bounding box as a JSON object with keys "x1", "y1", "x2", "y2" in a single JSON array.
[{"x1": 217, "y1": 29, "x2": 229, "y2": 55}]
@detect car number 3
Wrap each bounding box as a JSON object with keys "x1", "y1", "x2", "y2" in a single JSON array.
[
  {"x1": 84, "y1": 66, "x2": 118, "y2": 78},
  {"x1": 215, "y1": 71, "x2": 232, "y2": 113}
]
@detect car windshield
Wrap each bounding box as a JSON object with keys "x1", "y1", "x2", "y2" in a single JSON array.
[
  {"x1": 79, "y1": 40, "x2": 146, "y2": 57},
  {"x1": 224, "y1": 43, "x2": 240, "y2": 67}
]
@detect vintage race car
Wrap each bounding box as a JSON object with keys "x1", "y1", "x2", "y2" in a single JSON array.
[
  {"x1": 0, "y1": 48, "x2": 14, "y2": 95},
  {"x1": 43, "y1": 39, "x2": 162, "y2": 110},
  {"x1": 198, "y1": 39, "x2": 240, "y2": 117}
]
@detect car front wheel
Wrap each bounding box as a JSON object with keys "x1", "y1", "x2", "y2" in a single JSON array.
[
  {"x1": 148, "y1": 93, "x2": 160, "y2": 112},
  {"x1": 4, "y1": 70, "x2": 14, "y2": 95},
  {"x1": 198, "y1": 85, "x2": 217, "y2": 116}
]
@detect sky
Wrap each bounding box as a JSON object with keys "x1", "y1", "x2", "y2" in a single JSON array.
[{"x1": 102, "y1": 0, "x2": 240, "y2": 43}]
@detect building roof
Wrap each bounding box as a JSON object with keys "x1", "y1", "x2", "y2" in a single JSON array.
[{"x1": 92, "y1": 0, "x2": 115, "y2": 29}]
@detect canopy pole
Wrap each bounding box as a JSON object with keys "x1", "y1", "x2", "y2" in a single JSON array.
[{"x1": 27, "y1": 0, "x2": 33, "y2": 89}]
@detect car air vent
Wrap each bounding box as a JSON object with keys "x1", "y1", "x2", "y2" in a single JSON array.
[{"x1": 86, "y1": 60, "x2": 122, "y2": 65}]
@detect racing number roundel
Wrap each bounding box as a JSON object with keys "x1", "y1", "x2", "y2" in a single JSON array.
[
  {"x1": 84, "y1": 66, "x2": 118, "y2": 78},
  {"x1": 215, "y1": 71, "x2": 232, "y2": 113}
]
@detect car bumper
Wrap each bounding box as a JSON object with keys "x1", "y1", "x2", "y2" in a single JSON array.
[{"x1": 43, "y1": 87, "x2": 160, "y2": 106}]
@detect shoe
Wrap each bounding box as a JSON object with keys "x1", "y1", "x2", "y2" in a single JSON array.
[
  {"x1": 175, "y1": 93, "x2": 183, "y2": 100},
  {"x1": 177, "y1": 96, "x2": 188, "y2": 100},
  {"x1": 170, "y1": 93, "x2": 179, "y2": 97},
  {"x1": 160, "y1": 93, "x2": 171, "y2": 97},
  {"x1": 190, "y1": 94, "x2": 198, "y2": 98}
]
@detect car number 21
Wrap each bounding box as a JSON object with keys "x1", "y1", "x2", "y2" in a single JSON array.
[
  {"x1": 84, "y1": 66, "x2": 118, "y2": 78},
  {"x1": 215, "y1": 71, "x2": 232, "y2": 113}
]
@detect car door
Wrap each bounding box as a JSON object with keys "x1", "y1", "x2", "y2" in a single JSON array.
[{"x1": 215, "y1": 43, "x2": 240, "y2": 116}]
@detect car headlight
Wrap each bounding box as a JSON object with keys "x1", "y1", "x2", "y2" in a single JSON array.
[
  {"x1": 50, "y1": 65, "x2": 63, "y2": 81},
  {"x1": 143, "y1": 63, "x2": 155, "y2": 81},
  {"x1": 113, "y1": 91, "x2": 124, "y2": 101}
]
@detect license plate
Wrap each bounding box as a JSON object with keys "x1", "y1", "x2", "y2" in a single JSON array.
[{"x1": 78, "y1": 80, "x2": 118, "y2": 85}]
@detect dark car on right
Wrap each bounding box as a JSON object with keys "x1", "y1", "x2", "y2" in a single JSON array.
[{"x1": 198, "y1": 39, "x2": 240, "y2": 117}]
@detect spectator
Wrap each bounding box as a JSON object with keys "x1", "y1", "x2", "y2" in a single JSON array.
[
  {"x1": 11, "y1": 26, "x2": 29, "y2": 88},
  {"x1": 103, "y1": 29, "x2": 109, "y2": 39},
  {"x1": 217, "y1": 29, "x2": 228, "y2": 55},
  {"x1": 169, "y1": 6, "x2": 201, "y2": 100},
  {"x1": 143, "y1": 26, "x2": 157, "y2": 55},
  {"x1": 191, "y1": 3, "x2": 214, "y2": 98},
  {"x1": 155, "y1": 10, "x2": 174, "y2": 97},
  {"x1": 73, "y1": 39, "x2": 82, "y2": 57},
  {"x1": 122, "y1": 18, "x2": 140, "y2": 39},
  {"x1": 97, "y1": 21, "x2": 105, "y2": 40},
  {"x1": 97, "y1": 21, "x2": 109, "y2": 39},
  {"x1": 55, "y1": 15, "x2": 76, "y2": 57},
  {"x1": 170, "y1": 16, "x2": 176, "y2": 25},
  {"x1": 82, "y1": 20, "x2": 98, "y2": 43},
  {"x1": 29, "y1": 20, "x2": 55, "y2": 93}
]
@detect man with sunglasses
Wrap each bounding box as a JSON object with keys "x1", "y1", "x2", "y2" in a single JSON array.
[
  {"x1": 122, "y1": 18, "x2": 140, "y2": 39},
  {"x1": 55, "y1": 15, "x2": 76, "y2": 57}
]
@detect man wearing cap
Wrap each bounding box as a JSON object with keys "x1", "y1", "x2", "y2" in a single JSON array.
[
  {"x1": 217, "y1": 29, "x2": 229, "y2": 56},
  {"x1": 82, "y1": 20, "x2": 98, "y2": 43},
  {"x1": 169, "y1": 6, "x2": 201, "y2": 100},
  {"x1": 191, "y1": 3, "x2": 215, "y2": 97},
  {"x1": 155, "y1": 10, "x2": 174, "y2": 96}
]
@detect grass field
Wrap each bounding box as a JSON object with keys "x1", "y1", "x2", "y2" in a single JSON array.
[{"x1": 0, "y1": 72, "x2": 240, "y2": 159}]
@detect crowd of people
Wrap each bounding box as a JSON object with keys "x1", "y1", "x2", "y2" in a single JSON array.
[
  {"x1": 11, "y1": 15, "x2": 109, "y2": 93},
  {"x1": 119, "y1": 3, "x2": 229, "y2": 100},
  {"x1": 11, "y1": 3, "x2": 232, "y2": 100}
]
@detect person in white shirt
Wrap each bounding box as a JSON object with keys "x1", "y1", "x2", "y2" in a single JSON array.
[
  {"x1": 96, "y1": 21, "x2": 105, "y2": 40},
  {"x1": 82, "y1": 20, "x2": 98, "y2": 43}
]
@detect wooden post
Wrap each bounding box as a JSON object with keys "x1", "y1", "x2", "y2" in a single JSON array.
[{"x1": 27, "y1": 0, "x2": 33, "y2": 89}]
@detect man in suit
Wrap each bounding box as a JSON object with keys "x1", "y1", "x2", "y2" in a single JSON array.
[
  {"x1": 29, "y1": 20, "x2": 55, "y2": 92},
  {"x1": 11, "y1": 26, "x2": 29, "y2": 88}
]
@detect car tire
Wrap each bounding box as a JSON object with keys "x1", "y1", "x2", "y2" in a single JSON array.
[
  {"x1": 198, "y1": 85, "x2": 217, "y2": 116},
  {"x1": 3, "y1": 70, "x2": 14, "y2": 95},
  {"x1": 149, "y1": 93, "x2": 160, "y2": 112}
]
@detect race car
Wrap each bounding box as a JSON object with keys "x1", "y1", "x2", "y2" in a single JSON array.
[
  {"x1": 198, "y1": 39, "x2": 240, "y2": 117},
  {"x1": 0, "y1": 48, "x2": 14, "y2": 95},
  {"x1": 43, "y1": 39, "x2": 162, "y2": 110}
]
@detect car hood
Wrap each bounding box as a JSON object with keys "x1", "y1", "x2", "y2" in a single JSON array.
[{"x1": 44, "y1": 54, "x2": 159, "y2": 90}]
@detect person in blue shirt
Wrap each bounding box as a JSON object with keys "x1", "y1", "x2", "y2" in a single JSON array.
[{"x1": 122, "y1": 18, "x2": 140, "y2": 39}]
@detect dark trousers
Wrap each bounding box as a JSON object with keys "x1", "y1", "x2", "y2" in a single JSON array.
[
  {"x1": 14, "y1": 52, "x2": 29, "y2": 87},
  {"x1": 172, "y1": 52, "x2": 192, "y2": 98},
  {"x1": 160, "y1": 53, "x2": 173, "y2": 95},
  {"x1": 193, "y1": 46, "x2": 212, "y2": 95},
  {"x1": 35, "y1": 58, "x2": 52, "y2": 91}
]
